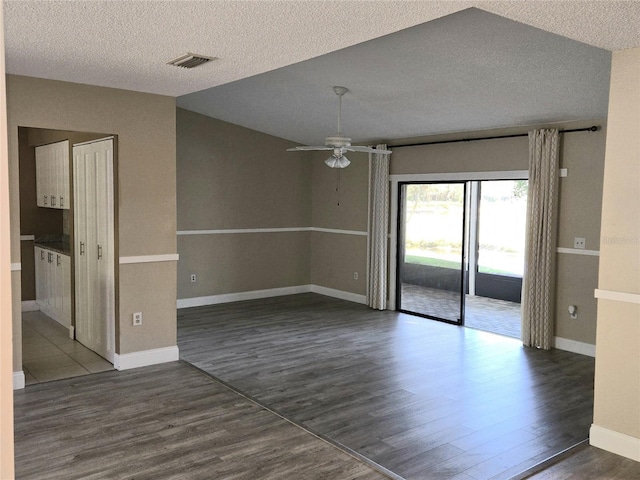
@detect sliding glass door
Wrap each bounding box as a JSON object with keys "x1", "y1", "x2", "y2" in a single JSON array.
[{"x1": 397, "y1": 182, "x2": 467, "y2": 325}]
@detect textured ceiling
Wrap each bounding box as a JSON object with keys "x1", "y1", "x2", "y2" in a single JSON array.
[
  {"x1": 4, "y1": 1, "x2": 640, "y2": 144},
  {"x1": 177, "y1": 8, "x2": 612, "y2": 145},
  {"x1": 4, "y1": 1, "x2": 640, "y2": 97}
]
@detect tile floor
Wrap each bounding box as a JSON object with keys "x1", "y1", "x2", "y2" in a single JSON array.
[
  {"x1": 22, "y1": 311, "x2": 113, "y2": 385},
  {"x1": 400, "y1": 283, "x2": 522, "y2": 338}
]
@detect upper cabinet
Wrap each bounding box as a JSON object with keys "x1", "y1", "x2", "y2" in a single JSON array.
[{"x1": 35, "y1": 140, "x2": 70, "y2": 209}]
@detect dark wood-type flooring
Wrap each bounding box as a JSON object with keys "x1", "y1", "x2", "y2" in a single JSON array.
[
  {"x1": 525, "y1": 443, "x2": 640, "y2": 479},
  {"x1": 14, "y1": 361, "x2": 387, "y2": 480},
  {"x1": 178, "y1": 293, "x2": 597, "y2": 480}
]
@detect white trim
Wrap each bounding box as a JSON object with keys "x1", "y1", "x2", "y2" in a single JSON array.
[
  {"x1": 10, "y1": 262, "x2": 20, "y2": 271},
  {"x1": 113, "y1": 346, "x2": 179, "y2": 371},
  {"x1": 177, "y1": 227, "x2": 367, "y2": 237},
  {"x1": 595, "y1": 289, "x2": 640, "y2": 305},
  {"x1": 557, "y1": 247, "x2": 600, "y2": 256},
  {"x1": 68, "y1": 325, "x2": 75, "y2": 340},
  {"x1": 119, "y1": 254, "x2": 179, "y2": 264},
  {"x1": 20, "y1": 234, "x2": 35, "y2": 241},
  {"x1": 312, "y1": 227, "x2": 367, "y2": 236},
  {"x1": 590, "y1": 424, "x2": 640, "y2": 462},
  {"x1": 554, "y1": 337, "x2": 596, "y2": 357},
  {"x1": 21, "y1": 300, "x2": 39, "y2": 312},
  {"x1": 178, "y1": 227, "x2": 310, "y2": 235},
  {"x1": 390, "y1": 170, "x2": 529, "y2": 183},
  {"x1": 13, "y1": 371, "x2": 25, "y2": 390},
  {"x1": 177, "y1": 284, "x2": 367, "y2": 309},
  {"x1": 177, "y1": 285, "x2": 312, "y2": 309},
  {"x1": 310, "y1": 285, "x2": 367, "y2": 305}
]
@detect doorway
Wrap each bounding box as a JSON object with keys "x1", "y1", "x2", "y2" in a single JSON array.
[
  {"x1": 19, "y1": 127, "x2": 117, "y2": 384},
  {"x1": 396, "y1": 182, "x2": 467, "y2": 324},
  {"x1": 396, "y1": 178, "x2": 527, "y2": 338}
]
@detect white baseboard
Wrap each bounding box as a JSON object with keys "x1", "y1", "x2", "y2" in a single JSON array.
[
  {"x1": 21, "y1": 300, "x2": 39, "y2": 312},
  {"x1": 177, "y1": 284, "x2": 367, "y2": 309},
  {"x1": 177, "y1": 285, "x2": 312, "y2": 309},
  {"x1": 310, "y1": 285, "x2": 367, "y2": 305},
  {"x1": 113, "y1": 346, "x2": 179, "y2": 371},
  {"x1": 554, "y1": 336, "x2": 596, "y2": 357},
  {"x1": 13, "y1": 371, "x2": 25, "y2": 390},
  {"x1": 590, "y1": 424, "x2": 640, "y2": 462}
]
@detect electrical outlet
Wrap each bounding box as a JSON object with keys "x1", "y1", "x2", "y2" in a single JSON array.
[
  {"x1": 190, "y1": 274, "x2": 197, "y2": 283},
  {"x1": 132, "y1": 312, "x2": 143, "y2": 326},
  {"x1": 353, "y1": 272, "x2": 359, "y2": 280},
  {"x1": 574, "y1": 237, "x2": 586, "y2": 249}
]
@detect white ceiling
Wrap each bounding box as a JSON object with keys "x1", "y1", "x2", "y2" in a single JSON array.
[{"x1": 5, "y1": 1, "x2": 640, "y2": 144}]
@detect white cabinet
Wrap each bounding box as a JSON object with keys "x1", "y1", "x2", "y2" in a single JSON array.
[
  {"x1": 35, "y1": 140, "x2": 70, "y2": 209},
  {"x1": 34, "y1": 246, "x2": 71, "y2": 328},
  {"x1": 74, "y1": 138, "x2": 115, "y2": 363}
]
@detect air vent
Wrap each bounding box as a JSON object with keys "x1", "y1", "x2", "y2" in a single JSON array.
[{"x1": 167, "y1": 53, "x2": 216, "y2": 69}]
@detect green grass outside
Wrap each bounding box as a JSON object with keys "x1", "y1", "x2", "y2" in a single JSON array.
[{"x1": 404, "y1": 254, "x2": 519, "y2": 277}]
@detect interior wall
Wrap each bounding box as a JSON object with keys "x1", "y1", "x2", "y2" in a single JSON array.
[
  {"x1": 0, "y1": 5, "x2": 15, "y2": 473},
  {"x1": 176, "y1": 108, "x2": 312, "y2": 301},
  {"x1": 309, "y1": 151, "x2": 369, "y2": 297},
  {"x1": 7, "y1": 75, "x2": 178, "y2": 368},
  {"x1": 19, "y1": 128, "x2": 106, "y2": 301},
  {"x1": 592, "y1": 47, "x2": 640, "y2": 457},
  {"x1": 389, "y1": 119, "x2": 607, "y2": 346}
]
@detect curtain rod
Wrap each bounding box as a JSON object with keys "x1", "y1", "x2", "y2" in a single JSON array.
[{"x1": 390, "y1": 125, "x2": 599, "y2": 149}]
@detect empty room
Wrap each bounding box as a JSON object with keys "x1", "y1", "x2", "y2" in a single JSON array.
[{"x1": 1, "y1": 2, "x2": 639, "y2": 480}]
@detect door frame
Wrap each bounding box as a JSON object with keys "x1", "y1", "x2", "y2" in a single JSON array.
[
  {"x1": 396, "y1": 180, "x2": 468, "y2": 325},
  {"x1": 389, "y1": 170, "x2": 529, "y2": 310}
]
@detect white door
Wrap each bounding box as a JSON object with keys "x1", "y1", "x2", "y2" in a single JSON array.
[{"x1": 73, "y1": 138, "x2": 115, "y2": 363}]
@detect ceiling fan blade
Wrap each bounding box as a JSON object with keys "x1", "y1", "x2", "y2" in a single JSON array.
[
  {"x1": 344, "y1": 145, "x2": 392, "y2": 154},
  {"x1": 286, "y1": 146, "x2": 333, "y2": 152}
]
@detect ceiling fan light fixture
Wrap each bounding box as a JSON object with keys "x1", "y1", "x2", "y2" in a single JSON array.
[
  {"x1": 288, "y1": 86, "x2": 391, "y2": 167},
  {"x1": 325, "y1": 154, "x2": 350, "y2": 169}
]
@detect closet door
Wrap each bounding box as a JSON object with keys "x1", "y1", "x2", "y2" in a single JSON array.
[
  {"x1": 74, "y1": 146, "x2": 92, "y2": 349},
  {"x1": 73, "y1": 138, "x2": 115, "y2": 363},
  {"x1": 93, "y1": 141, "x2": 115, "y2": 361}
]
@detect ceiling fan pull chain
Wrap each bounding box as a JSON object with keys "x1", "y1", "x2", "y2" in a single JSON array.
[{"x1": 336, "y1": 169, "x2": 341, "y2": 206}]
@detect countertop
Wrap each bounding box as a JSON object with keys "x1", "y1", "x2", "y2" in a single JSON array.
[{"x1": 34, "y1": 234, "x2": 71, "y2": 256}]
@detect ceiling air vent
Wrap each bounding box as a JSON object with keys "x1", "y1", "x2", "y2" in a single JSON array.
[{"x1": 167, "y1": 53, "x2": 216, "y2": 69}]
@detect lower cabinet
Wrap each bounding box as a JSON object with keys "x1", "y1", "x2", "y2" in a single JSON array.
[{"x1": 35, "y1": 246, "x2": 71, "y2": 328}]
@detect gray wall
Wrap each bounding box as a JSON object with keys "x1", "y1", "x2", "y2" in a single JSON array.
[{"x1": 176, "y1": 108, "x2": 312, "y2": 299}]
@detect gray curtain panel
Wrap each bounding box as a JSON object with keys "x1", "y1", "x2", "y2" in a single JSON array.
[
  {"x1": 367, "y1": 145, "x2": 390, "y2": 310},
  {"x1": 522, "y1": 129, "x2": 560, "y2": 349}
]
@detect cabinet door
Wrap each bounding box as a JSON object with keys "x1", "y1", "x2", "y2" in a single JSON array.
[
  {"x1": 35, "y1": 141, "x2": 70, "y2": 209},
  {"x1": 52, "y1": 141, "x2": 70, "y2": 209},
  {"x1": 34, "y1": 247, "x2": 45, "y2": 306},
  {"x1": 59, "y1": 254, "x2": 72, "y2": 326},
  {"x1": 35, "y1": 145, "x2": 48, "y2": 207},
  {"x1": 60, "y1": 141, "x2": 70, "y2": 209}
]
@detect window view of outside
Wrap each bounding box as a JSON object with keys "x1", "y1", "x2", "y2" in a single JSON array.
[
  {"x1": 478, "y1": 180, "x2": 528, "y2": 277},
  {"x1": 404, "y1": 183, "x2": 465, "y2": 269}
]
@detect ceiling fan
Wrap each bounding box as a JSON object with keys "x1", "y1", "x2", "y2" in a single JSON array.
[{"x1": 287, "y1": 86, "x2": 392, "y2": 168}]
